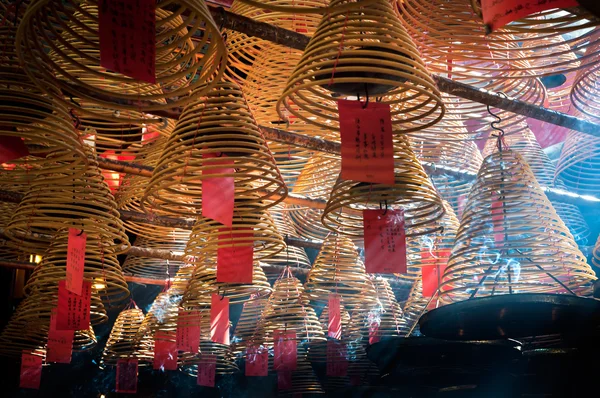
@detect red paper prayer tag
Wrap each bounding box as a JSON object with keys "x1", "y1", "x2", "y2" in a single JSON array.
[
  {"x1": 210, "y1": 294, "x2": 230, "y2": 345},
  {"x1": 202, "y1": 153, "x2": 235, "y2": 227},
  {"x1": 368, "y1": 321, "x2": 380, "y2": 345},
  {"x1": 277, "y1": 371, "x2": 293, "y2": 390},
  {"x1": 197, "y1": 355, "x2": 217, "y2": 387},
  {"x1": 245, "y1": 346, "x2": 268, "y2": 377},
  {"x1": 421, "y1": 250, "x2": 451, "y2": 298},
  {"x1": 176, "y1": 309, "x2": 201, "y2": 353},
  {"x1": 153, "y1": 332, "x2": 178, "y2": 371},
  {"x1": 56, "y1": 280, "x2": 91, "y2": 331},
  {"x1": 338, "y1": 100, "x2": 394, "y2": 185},
  {"x1": 66, "y1": 228, "x2": 86, "y2": 295},
  {"x1": 98, "y1": 0, "x2": 156, "y2": 83},
  {"x1": 116, "y1": 358, "x2": 138, "y2": 394},
  {"x1": 273, "y1": 330, "x2": 297, "y2": 371},
  {"x1": 46, "y1": 309, "x2": 74, "y2": 363},
  {"x1": 216, "y1": 228, "x2": 253, "y2": 283},
  {"x1": 0, "y1": 136, "x2": 29, "y2": 164},
  {"x1": 491, "y1": 199, "x2": 505, "y2": 244},
  {"x1": 20, "y1": 352, "x2": 42, "y2": 389},
  {"x1": 326, "y1": 340, "x2": 348, "y2": 377},
  {"x1": 481, "y1": 0, "x2": 578, "y2": 32},
  {"x1": 328, "y1": 294, "x2": 342, "y2": 340},
  {"x1": 363, "y1": 209, "x2": 407, "y2": 274}
]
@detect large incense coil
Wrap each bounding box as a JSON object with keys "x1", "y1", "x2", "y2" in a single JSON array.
[
  {"x1": 280, "y1": 346, "x2": 325, "y2": 396},
  {"x1": 278, "y1": 0, "x2": 445, "y2": 136},
  {"x1": 232, "y1": 297, "x2": 269, "y2": 354},
  {"x1": 0, "y1": 295, "x2": 89, "y2": 359},
  {"x1": 122, "y1": 234, "x2": 189, "y2": 280},
  {"x1": 409, "y1": 122, "x2": 482, "y2": 215},
  {"x1": 570, "y1": 30, "x2": 600, "y2": 122},
  {"x1": 322, "y1": 135, "x2": 445, "y2": 238},
  {"x1": 304, "y1": 234, "x2": 377, "y2": 310},
  {"x1": 4, "y1": 147, "x2": 130, "y2": 255},
  {"x1": 288, "y1": 153, "x2": 341, "y2": 242},
  {"x1": 308, "y1": 303, "x2": 354, "y2": 366},
  {"x1": 187, "y1": 206, "x2": 285, "y2": 262},
  {"x1": 554, "y1": 130, "x2": 600, "y2": 196},
  {"x1": 398, "y1": 278, "x2": 428, "y2": 337},
  {"x1": 24, "y1": 230, "x2": 128, "y2": 310},
  {"x1": 439, "y1": 149, "x2": 596, "y2": 305},
  {"x1": 226, "y1": 0, "x2": 326, "y2": 83},
  {"x1": 482, "y1": 124, "x2": 590, "y2": 245},
  {"x1": 399, "y1": 0, "x2": 598, "y2": 79},
  {"x1": 16, "y1": 0, "x2": 226, "y2": 112},
  {"x1": 399, "y1": 201, "x2": 459, "y2": 282},
  {"x1": 369, "y1": 277, "x2": 404, "y2": 339},
  {"x1": 180, "y1": 341, "x2": 239, "y2": 376},
  {"x1": 593, "y1": 235, "x2": 600, "y2": 268},
  {"x1": 0, "y1": 27, "x2": 87, "y2": 175},
  {"x1": 102, "y1": 308, "x2": 153, "y2": 367},
  {"x1": 142, "y1": 81, "x2": 287, "y2": 217},
  {"x1": 260, "y1": 204, "x2": 312, "y2": 278},
  {"x1": 258, "y1": 275, "x2": 326, "y2": 345},
  {"x1": 182, "y1": 257, "x2": 272, "y2": 305}
]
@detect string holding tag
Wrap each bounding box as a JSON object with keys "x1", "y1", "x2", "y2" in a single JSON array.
[
  {"x1": 379, "y1": 200, "x2": 388, "y2": 216},
  {"x1": 356, "y1": 83, "x2": 370, "y2": 109}
]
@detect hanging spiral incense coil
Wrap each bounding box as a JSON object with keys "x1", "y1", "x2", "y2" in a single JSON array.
[
  {"x1": 439, "y1": 149, "x2": 596, "y2": 305},
  {"x1": 593, "y1": 235, "x2": 600, "y2": 268},
  {"x1": 554, "y1": 130, "x2": 600, "y2": 197},
  {"x1": 122, "y1": 234, "x2": 189, "y2": 280},
  {"x1": 0, "y1": 27, "x2": 87, "y2": 176},
  {"x1": 278, "y1": 0, "x2": 445, "y2": 136},
  {"x1": 482, "y1": 124, "x2": 590, "y2": 245},
  {"x1": 369, "y1": 277, "x2": 404, "y2": 339},
  {"x1": 399, "y1": 201, "x2": 459, "y2": 282},
  {"x1": 142, "y1": 81, "x2": 287, "y2": 217},
  {"x1": 278, "y1": 345, "x2": 325, "y2": 396},
  {"x1": 399, "y1": 0, "x2": 598, "y2": 79},
  {"x1": 322, "y1": 135, "x2": 445, "y2": 238},
  {"x1": 260, "y1": 204, "x2": 312, "y2": 278},
  {"x1": 102, "y1": 308, "x2": 153, "y2": 367},
  {"x1": 24, "y1": 229, "x2": 129, "y2": 310},
  {"x1": 232, "y1": 297, "x2": 269, "y2": 355},
  {"x1": 16, "y1": 0, "x2": 227, "y2": 112},
  {"x1": 409, "y1": 122, "x2": 482, "y2": 216},
  {"x1": 304, "y1": 234, "x2": 377, "y2": 311},
  {"x1": 0, "y1": 295, "x2": 96, "y2": 359},
  {"x1": 226, "y1": 0, "x2": 327, "y2": 83},
  {"x1": 4, "y1": 170, "x2": 130, "y2": 255},
  {"x1": 308, "y1": 302, "x2": 353, "y2": 366},
  {"x1": 398, "y1": 278, "x2": 428, "y2": 337},
  {"x1": 258, "y1": 275, "x2": 325, "y2": 346},
  {"x1": 180, "y1": 341, "x2": 239, "y2": 376},
  {"x1": 182, "y1": 257, "x2": 272, "y2": 305},
  {"x1": 288, "y1": 153, "x2": 342, "y2": 242},
  {"x1": 187, "y1": 206, "x2": 285, "y2": 262}
]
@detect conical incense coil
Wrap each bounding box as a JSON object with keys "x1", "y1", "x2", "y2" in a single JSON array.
[
  {"x1": 440, "y1": 149, "x2": 596, "y2": 305},
  {"x1": 0, "y1": 292, "x2": 100, "y2": 358},
  {"x1": 4, "y1": 147, "x2": 130, "y2": 255},
  {"x1": 187, "y1": 206, "x2": 285, "y2": 262},
  {"x1": 0, "y1": 295, "x2": 96, "y2": 358},
  {"x1": 259, "y1": 275, "x2": 325, "y2": 346},
  {"x1": 399, "y1": 0, "x2": 598, "y2": 79},
  {"x1": 482, "y1": 124, "x2": 590, "y2": 245},
  {"x1": 142, "y1": 81, "x2": 287, "y2": 217},
  {"x1": 226, "y1": 0, "x2": 327, "y2": 82},
  {"x1": 24, "y1": 230, "x2": 129, "y2": 309},
  {"x1": 570, "y1": 30, "x2": 600, "y2": 122},
  {"x1": 0, "y1": 26, "x2": 87, "y2": 176},
  {"x1": 554, "y1": 130, "x2": 600, "y2": 197},
  {"x1": 593, "y1": 235, "x2": 600, "y2": 268},
  {"x1": 322, "y1": 135, "x2": 445, "y2": 238},
  {"x1": 102, "y1": 307, "x2": 153, "y2": 367},
  {"x1": 122, "y1": 234, "x2": 189, "y2": 280},
  {"x1": 308, "y1": 302, "x2": 353, "y2": 365},
  {"x1": 369, "y1": 277, "x2": 404, "y2": 339},
  {"x1": 16, "y1": 0, "x2": 227, "y2": 112},
  {"x1": 288, "y1": 153, "x2": 342, "y2": 242},
  {"x1": 399, "y1": 278, "x2": 428, "y2": 337},
  {"x1": 278, "y1": 0, "x2": 445, "y2": 135},
  {"x1": 280, "y1": 345, "x2": 325, "y2": 396},
  {"x1": 182, "y1": 257, "x2": 272, "y2": 305},
  {"x1": 232, "y1": 297, "x2": 269, "y2": 355},
  {"x1": 260, "y1": 204, "x2": 312, "y2": 278},
  {"x1": 304, "y1": 234, "x2": 377, "y2": 311},
  {"x1": 409, "y1": 121, "x2": 482, "y2": 215},
  {"x1": 398, "y1": 201, "x2": 459, "y2": 282}
]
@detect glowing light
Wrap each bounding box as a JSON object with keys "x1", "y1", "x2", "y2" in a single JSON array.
[
  {"x1": 92, "y1": 278, "x2": 106, "y2": 290},
  {"x1": 29, "y1": 254, "x2": 42, "y2": 264}
]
